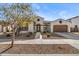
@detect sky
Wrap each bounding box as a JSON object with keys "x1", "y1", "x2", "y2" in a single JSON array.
[
  {"x1": 0, "y1": 3, "x2": 79, "y2": 21},
  {"x1": 32, "y1": 3, "x2": 79, "y2": 21}
]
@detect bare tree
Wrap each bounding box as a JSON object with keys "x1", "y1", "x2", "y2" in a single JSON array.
[{"x1": 0, "y1": 3, "x2": 36, "y2": 47}]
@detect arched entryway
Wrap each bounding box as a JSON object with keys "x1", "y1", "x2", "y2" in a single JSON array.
[{"x1": 36, "y1": 24, "x2": 41, "y2": 32}]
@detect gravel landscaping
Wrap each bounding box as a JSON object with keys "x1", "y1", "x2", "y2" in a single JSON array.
[
  {"x1": 42, "y1": 33, "x2": 66, "y2": 39},
  {"x1": 0, "y1": 32, "x2": 35, "y2": 40},
  {"x1": 0, "y1": 44, "x2": 79, "y2": 54},
  {"x1": 15, "y1": 33, "x2": 35, "y2": 39}
]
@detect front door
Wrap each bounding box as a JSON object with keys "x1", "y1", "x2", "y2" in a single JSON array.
[{"x1": 36, "y1": 24, "x2": 41, "y2": 32}]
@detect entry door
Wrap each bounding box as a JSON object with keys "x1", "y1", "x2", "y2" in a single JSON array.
[{"x1": 36, "y1": 24, "x2": 41, "y2": 32}]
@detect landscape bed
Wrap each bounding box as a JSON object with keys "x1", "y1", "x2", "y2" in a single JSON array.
[
  {"x1": 42, "y1": 33, "x2": 66, "y2": 39},
  {"x1": 0, "y1": 32, "x2": 35, "y2": 39},
  {"x1": 0, "y1": 44, "x2": 79, "y2": 54}
]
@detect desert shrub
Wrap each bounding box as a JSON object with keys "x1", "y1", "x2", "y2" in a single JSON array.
[
  {"x1": 6, "y1": 34, "x2": 11, "y2": 37},
  {"x1": 43, "y1": 31, "x2": 46, "y2": 33},
  {"x1": 28, "y1": 32, "x2": 33, "y2": 35},
  {"x1": 15, "y1": 32, "x2": 17, "y2": 35},
  {"x1": 58, "y1": 47, "x2": 63, "y2": 49},
  {"x1": 26, "y1": 35, "x2": 30, "y2": 37},
  {"x1": 6, "y1": 29, "x2": 9, "y2": 32},
  {"x1": 47, "y1": 34, "x2": 50, "y2": 37}
]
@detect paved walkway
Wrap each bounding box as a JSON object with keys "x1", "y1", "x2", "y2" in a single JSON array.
[
  {"x1": 0, "y1": 39, "x2": 68, "y2": 44},
  {"x1": 35, "y1": 32, "x2": 42, "y2": 39}
]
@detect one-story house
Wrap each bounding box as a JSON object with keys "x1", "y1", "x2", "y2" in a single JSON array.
[
  {"x1": 30, "y1": 16, "x2": 79, "y2": 32},
  {"x1": 32, "y1": 16, "x2": 79, "y2": 32},
  {"x1": 0, "y1": 16, "x2": 79, "y2": 33}
]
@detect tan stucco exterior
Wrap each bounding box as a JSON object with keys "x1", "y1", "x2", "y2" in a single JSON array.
[
  {"x1": 50, "y1": 19, "x2": 72, "y2": 32},
  {"x1": 0, "y1": 16, "x2": 79, "y2": 33}
]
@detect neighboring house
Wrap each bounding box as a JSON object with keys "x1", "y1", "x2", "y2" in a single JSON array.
[
  {"x1": 67, "y1": 16, "x2": 79, "y2": 32},
  {"x1": 2, "y1": 25, "x2": 12, "y2": 32},
  {"x1": 0, "y1": 24, "x2": 12, "y2": 33},
  {"x1": 0, "y1": 16, "x2": 79, "y2": 33}
]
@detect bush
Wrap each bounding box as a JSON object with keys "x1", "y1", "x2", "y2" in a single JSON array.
[
  {"x1": 6, "y1": 29, "x2": 9, "y2": 32},
  {"x1": 58, "y1": 47, "x2": 63, "y2": 49},
  {"x1": 26, "y1": 35, "x2": 30, "y2": 37},
  {"x1": 28, "y1": 32, "x2": 33, "y2": 35},
  {"x1": 47, "y1": 35, "x2": 50, "y2": 37},
  {"x1": 15, "y1": 32, "x2": 17, "y2": 35},
  {"x1": 6, "y1": 34, "x2": 11, "y2": 37},
  {"x1": 43, "y1": 31, "x2": 46, "y2": 33}
]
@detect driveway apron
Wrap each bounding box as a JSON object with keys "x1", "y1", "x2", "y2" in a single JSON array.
[{"x1": 55, "y1": 32, "x2": 79, "y2": 40}]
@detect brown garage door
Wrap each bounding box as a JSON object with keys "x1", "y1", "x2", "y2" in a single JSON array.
[{"x1": 53, "y1": 25, "x2": 68, "y2": 32}]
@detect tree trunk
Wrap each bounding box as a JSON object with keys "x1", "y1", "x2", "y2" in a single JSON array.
[
  {"x1": 2, "y1": 25, "x2": 3, "y2": 32},
  {"x1": 11, "y1": 29, "x2": 15, "y2": 47}
]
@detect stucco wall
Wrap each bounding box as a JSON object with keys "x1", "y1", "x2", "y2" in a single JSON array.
[
  {"x1": 34, "y1": 16, "x2": 44, "y2": 32},
  {"x1": 50, "y1": 20, "x2": 72, "y2": 32},
  {"x1": 28, "y1": 22, "x2": 34, "y2": 32},
  {"x1": 0, "y1": 25, "x2": 2, "y2": 32},
  {"x1": 70, "y1": 17, "x2": 79, "y2": 28}
]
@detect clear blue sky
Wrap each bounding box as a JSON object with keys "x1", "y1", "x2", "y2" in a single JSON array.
[
  {"x1": 32, "y1": 3, "x2": 79, "y2": 21},
  {"x1": 0, "y1": 3, "x2": 79, "y2": 21}
]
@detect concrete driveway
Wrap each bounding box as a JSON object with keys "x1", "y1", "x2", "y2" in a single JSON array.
[{"x1": 55, "y1": 32, "x2": 79, "y2": 40}]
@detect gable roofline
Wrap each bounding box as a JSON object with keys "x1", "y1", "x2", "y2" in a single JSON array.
[
  {"x1": 36, "y1": 16, "x2": 44, "y2": 19},
  {"x1": 50, "y1": 18, "x2": 72, "y2": 23},
  {"x1": 51, "y1": 18, "x2": 65, "y2": 22},
  {"x1": 67, "y1": 16, "x2": 79, "y2": 20}
]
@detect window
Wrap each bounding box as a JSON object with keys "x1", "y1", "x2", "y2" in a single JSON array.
[
  {"x1": 59, "y1": 20, "x2": 62, "y2": 23},
  {"x1": 75, "y1": 25, "x2": 78, "y2": 28},
  {"x1": 37, "y1": 19, "x2": 40, "y2": 21},
  {"x1": 25, "y1": 23, "x2": 28, "y2": 31},
  {"x1": 20, "y1": 23, "x2": 28, "y2": 31}
]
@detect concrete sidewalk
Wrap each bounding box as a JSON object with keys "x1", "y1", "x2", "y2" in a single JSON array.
[
  {"x1": 0, "y1": 39, "x2": 68, "y2": 44},
  {"x1": 0, "y1": 39, "x2": 79, "y2": 49}
]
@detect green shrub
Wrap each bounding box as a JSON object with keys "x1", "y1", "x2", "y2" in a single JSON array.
[
  {"x1": 43, "y1": 31, "x2": 46, "y2": 33},
  {"x1": 28, "y1": 32, "x2": 33, "y2": 35},
  {"x1": 6, "y1": 29, "x2": 9, "y2": 32},
  {"x1": 47, "y1": 34, "x2": 50, "y2": 37},
  {"x1": 26, "y1": 35, "x2": 30, "y2": 37},
  {"x1": 6, "y1": 34, "x2": 11, "y2": 37}
]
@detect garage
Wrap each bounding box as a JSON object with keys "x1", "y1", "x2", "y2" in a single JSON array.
[{"x1": 53, "y1": 25, "x2": 68, "y2": 32}]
